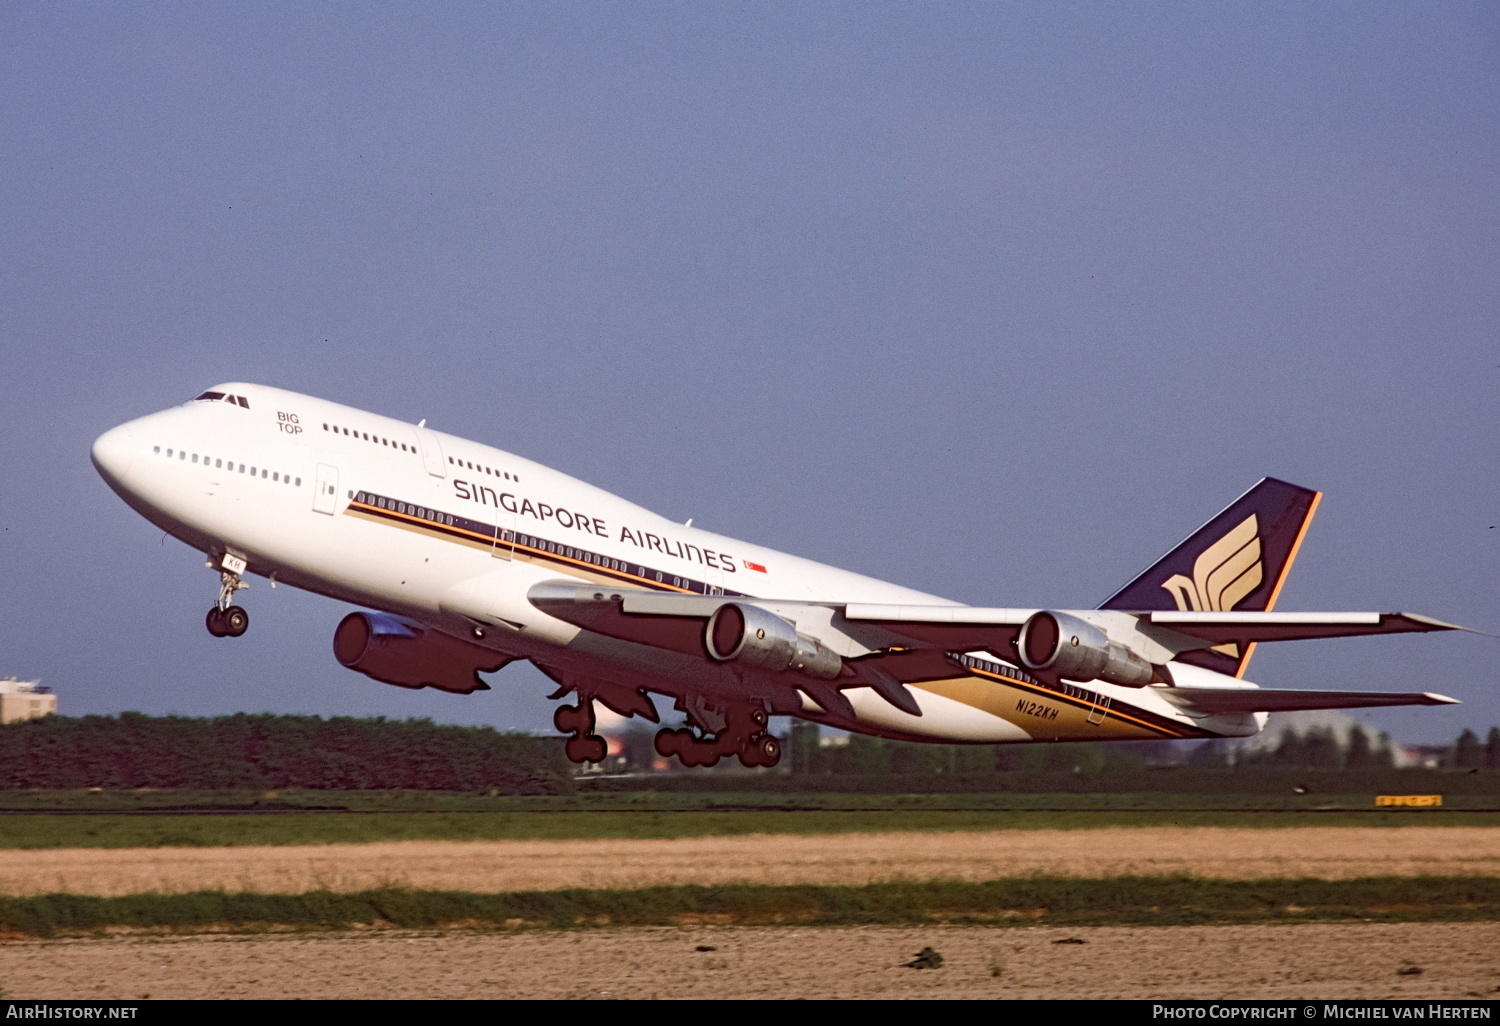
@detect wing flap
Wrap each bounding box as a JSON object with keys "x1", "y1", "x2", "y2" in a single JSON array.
[
  {"x1": 1158, "y1": 685, "x2": 1458, "y2": 716},
  {"x1": 1147, "y1": 611, "x2": 1462, "y2": 644},
  {"x1": 841, "y1": 604, "x2": 1030, "y2": 652}
]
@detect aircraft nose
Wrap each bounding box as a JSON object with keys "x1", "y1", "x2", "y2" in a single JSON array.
[{"x1": 91, "y1": 422, "x2": 137, "y2": 489}]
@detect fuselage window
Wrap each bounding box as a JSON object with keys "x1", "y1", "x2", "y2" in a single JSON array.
[
  {"x1": 153, "y1": 446, "x2": 160, "y2": 455},
  {"x1": 192, "y1": 454, "x2": 199, "y2": 463},
  {"x1": 250, "y1": 467, "x2": 256, "y2": 476},
  {"x1": 655, "y1": 572, "x2": 663, "y2": 582},
  {"x1": 273, "y1": 472, "x2": 279, "y2": 482},
  {"x1": 215, "y1": 459, "x2": 222, "y2": 469},
  {"x1": 448, "y1": 456, "x2": 454, "y2": 464},
  {"x1": 362, "y1": 433, "x2": 368, "y2": 441},
  {"x1": 179, "y1": 451, "x2": 186, "y2": 460},
  {"x1": 295, "y1": 477, "x2": 301, "y2": 486},
  {"x1": 260, "y1": 469, "x2": 267, "y2": 479},
  {"x1": 238, "y1": 464, "x2": 245, "y2": 473},
  {"x1": 343, "y1": 428, "x2": 349, "y2": 436},
  {"x1": 323, "y1": 424, "x2": 329, "y2": 431}
]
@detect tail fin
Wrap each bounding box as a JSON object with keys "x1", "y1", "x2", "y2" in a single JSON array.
[{"x1": 1099, "y1": 477, "x2": 1321, "y2": 677}]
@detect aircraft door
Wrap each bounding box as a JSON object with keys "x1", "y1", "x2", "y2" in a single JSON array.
[
  {"x1": 703, "y1": 563, "x2": 725, "y2": 595},
  {"x1": 1086, "y1": 694, "x2": 1111, "y2": 726},
  {"x1": 492, "y1": 508, "x2": 516, "y2": 560},
  {"x1": 413, "y1": 425, "x2": 447, "y2": 479},
  {"x1": 313, "y1": 464, "x2": 339, "y2": 515}
]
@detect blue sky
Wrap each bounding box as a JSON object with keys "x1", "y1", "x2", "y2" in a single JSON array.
[{"x1": 2, "y1": 2, "x2": 1496, "y2": 744}]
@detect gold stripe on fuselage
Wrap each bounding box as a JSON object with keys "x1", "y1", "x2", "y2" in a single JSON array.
[
  {"x1": 345, "y1": 500, "x2": 699, "y2": 593},
  {"x1": 915, "y1": 663, "x2": 1203, "y2": 740}
]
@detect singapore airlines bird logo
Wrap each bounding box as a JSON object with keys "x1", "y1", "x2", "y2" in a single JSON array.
[{"x1": 1161, "y1": 514, "x2": 1263, "y2": 657}]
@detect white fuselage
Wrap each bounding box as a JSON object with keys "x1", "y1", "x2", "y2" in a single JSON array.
[{"x1": 92, "y1": 383, "x2": 1259, "y2": 745}]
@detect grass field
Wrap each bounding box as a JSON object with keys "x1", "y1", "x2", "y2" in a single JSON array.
[
  {"x1": 0, "y1": 790, "x2": 1492, "y2": 848},
  {"x1": 0, "y1": 804, "x2": 1488, "y2": 852},
  {"x1": 4, "y1": 877, "x2": 1500, "y2": 937},
  {"x1": 3, "y1": 788, "x2": 1498, "y2": 814}
]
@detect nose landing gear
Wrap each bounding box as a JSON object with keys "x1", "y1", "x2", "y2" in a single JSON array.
[
  {"x1": 205, "y1": 605, "x2": 249, "y2": 638},
  {"x1": 205, "y1": 560, "x2": 250, "y2": 638}
]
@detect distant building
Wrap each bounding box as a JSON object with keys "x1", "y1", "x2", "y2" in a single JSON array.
[
  {"x1": 1398, "y1": 744, "x2": 1449, "y2": 770},
  {"x1": 0, "y1": 678, "x2": 56, "y2": 724}
]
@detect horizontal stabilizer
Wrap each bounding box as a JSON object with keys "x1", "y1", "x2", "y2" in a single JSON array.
[{"x1": 1158, "y1": 686, "x2": 1458, "y2": 716}]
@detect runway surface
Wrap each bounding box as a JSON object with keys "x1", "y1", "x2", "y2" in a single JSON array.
[{"x1": 1, "y1": 922, "x2": 1496, "y2": 999}]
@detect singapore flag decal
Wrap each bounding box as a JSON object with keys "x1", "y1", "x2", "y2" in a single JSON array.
[{"x1": 743, "y1": 560, "x2": 767, "y2": 573}]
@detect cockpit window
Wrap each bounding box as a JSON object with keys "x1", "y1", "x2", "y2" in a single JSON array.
[{"x1": 191, "y1": 391, "x2": 250, "y2": 408}]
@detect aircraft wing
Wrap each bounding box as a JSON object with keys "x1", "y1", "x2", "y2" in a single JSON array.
[
  {"x1": 1157, "y1": 686, "x2": 1459, "y2": 716},
  {"x1": 529, "y1": 584, "x2": 1466, "y2": 658},
  {"x1": 1143, "y1": 611, "x2": 1462, "y2": 645},
  {"x1": 528, "y1": 583, "x2": 1029, "y2": 656}
]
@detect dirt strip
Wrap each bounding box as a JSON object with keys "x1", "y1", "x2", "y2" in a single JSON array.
[
  {"x1": 0, "y1": 827, "x2": 1498, "y2": 896},
  {"x1": 2, "y1": 922, "x2": 1497, "y2": 999}
]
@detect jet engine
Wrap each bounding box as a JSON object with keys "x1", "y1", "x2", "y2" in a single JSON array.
[
  {"x1": 1016, "y1": 610, "x2": 1155, "y2": 687},
  {"x1": 333, "y1": 612, "x2": 511, "y2": 694},
  {"x1": 703, "y1": 602, "x2": 843, "y2": 680}
]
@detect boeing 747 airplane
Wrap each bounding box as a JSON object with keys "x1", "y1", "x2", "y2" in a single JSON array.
[{"x1": 91, "y1": 384, "x2": 1465, "y2": 768}]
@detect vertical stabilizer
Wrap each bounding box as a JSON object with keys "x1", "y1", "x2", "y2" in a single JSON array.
[{"x1": 1099, "y1": 478, "x2": 1321, "y2": 677}]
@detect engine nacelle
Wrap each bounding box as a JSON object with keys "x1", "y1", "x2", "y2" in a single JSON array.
[
  {"x1": 703, "y1": 602, "x2": 843, "y2": 680},
  {"x1": 1016, "y1": 610, "x2": 1155, "y2": 687},
  {"x1": 333, "y1": 612, "x2": 510, "y2": 694}
]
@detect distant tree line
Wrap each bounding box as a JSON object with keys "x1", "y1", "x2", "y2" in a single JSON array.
[
  {"x1": 0, "y1": 713, "x2": 571, "y2": 792},
  {"x1": 764, "y1": 722, "x2": 1500, "y2": 778}
]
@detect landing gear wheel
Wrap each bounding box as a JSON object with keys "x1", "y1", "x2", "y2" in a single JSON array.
[
  {"x1": 654, "y1": 727, "x2": 686, "y2": 758},
  {"x1": 583, "y1": 734, "x2": 607, "y2": 763},
  {"x1": 222, "y1": 606, "x2": 249, "y2": 637},
  {"x1": 735, "y1": 734, "x2": 782, "y2": 769},
  {"x1": 205, "y1": 608, "x2": 228, "y2": 637},
  {"x1": 554, "y1": 704, "x2": 584, "y2": 735},
  {"x1": 565, "y1": 733, "x2": 608, "y2": 764}
]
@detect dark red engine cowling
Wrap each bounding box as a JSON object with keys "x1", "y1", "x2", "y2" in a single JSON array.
[{"x1": 333, "y1": 612, "x2": 511, "y2": 694}]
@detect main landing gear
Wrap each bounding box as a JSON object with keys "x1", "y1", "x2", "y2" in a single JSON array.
[
  {"x1": 555, "y1": 701, "x2": 608, "y2": 764},
  {"x1": 655, "y1": 700, "x2": 782, "y2": 769},
  {"x1": 205, "y1": 562, "x2": 250, "y2": 638}
]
